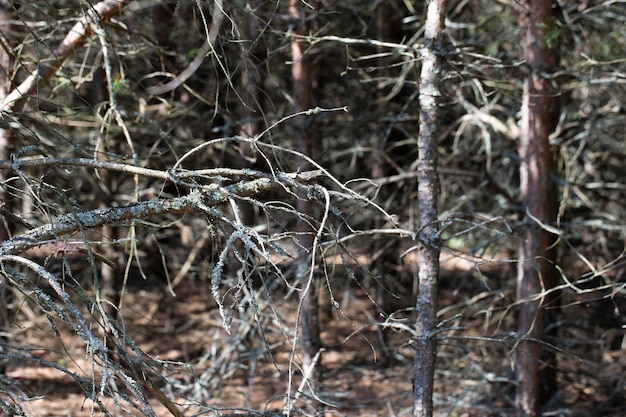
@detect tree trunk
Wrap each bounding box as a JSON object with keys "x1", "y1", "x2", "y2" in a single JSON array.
[
  {"x1": 289, "y1": 0, "x2": 322, "y2": 410},
  {"x1": 0, "y1": 0, "x2": 19, "y2": 241},
  {"x1": 414, "y1": 0, "x2": 446, "y2": 416},
  {"x1": 0, "y1": 0, "x2": 17, "y2": 374},
  {"x1": 89, "y1": 67, "x2": 121, "y2": 323},
  {"x1": 372, "y1": 0, "x2": 392, "y2": 362},
  {"x1": 0, "y1": 1, "x2": 17, "y2": 239},
  {"x1": 236, "y1": 1, "x2": 265, "y2": 227},
  {"x1": 516, "y1": 1, "x2": 560, "y2": 416}
]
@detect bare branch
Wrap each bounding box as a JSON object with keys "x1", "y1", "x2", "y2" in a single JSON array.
[
  {"x1": 0, "y1": 156, "x2": 328, "y2": 185},
  {"x1": 0, "y1": 175, "x2": 308, "y2": 257},
  {"x1": 0, "y1": 0, "x2": 132, "y2": 112}
]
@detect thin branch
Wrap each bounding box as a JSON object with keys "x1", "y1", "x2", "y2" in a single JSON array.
[
  {"x1": 0, "y1": 0, "x2": 132, "y2": 112},
  {"x1": 0, "y1": 156, "x2": 324, "y2": 183}
]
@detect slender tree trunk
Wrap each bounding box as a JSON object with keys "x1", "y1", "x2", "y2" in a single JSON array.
[
  {"x1": 289, "y1": 0, "x2": 322, "y2": 409},
  {"x1": 516, "y1": 1, "x2": 560, "y2": 416},
  {"x1": 414, "y1": 0, "x2": 446, "y2": 416},
  {"x1": 89, "y1": 67, "x2": 121, "y2": 322},
  {"x1": 0, "y1": 0, "x2": 17, "y2": 374},
  {"x1": 236, "y1": 1, "x2": 265, "y2": 228},
  {"x1": 239, "y1": 2, "x2": 263, "y2": 142},
  {"x1": 372, "y1": 0, "x2": 392, "y2": 362},
  {"x1": 0, "y1": 1, "x2": 16, "y2": 242}
]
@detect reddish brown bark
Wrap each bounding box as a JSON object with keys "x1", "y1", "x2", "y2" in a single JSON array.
[
  {"x1": 289, "y1": 0, "x2": 322, "y2": 406},
  {"x1": 414, "y1": 0, "x2": 446, "y2": 416},
  {"x1": 516, "y1": 1, "x2": 560, "y2": 416}
]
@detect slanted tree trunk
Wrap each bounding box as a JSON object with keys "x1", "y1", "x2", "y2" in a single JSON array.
[
  {"x1": 289, "y1": 0, "x2": 322, "y2": 410},
  {"x1": 414, "y1": 0, "x2": 446, "y2": 416},
  {"x1": 516, "y1": 1, "x2": 560, "y2": 416}
]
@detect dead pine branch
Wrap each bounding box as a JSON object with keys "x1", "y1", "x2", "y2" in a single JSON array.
[{"x1": 0, "y1": 172, "x2": 320, "y2": 257}]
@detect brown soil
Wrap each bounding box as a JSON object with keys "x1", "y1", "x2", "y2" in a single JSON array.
[{"x1": 1, "y1": 260, "x2": 625, "y2": 417}]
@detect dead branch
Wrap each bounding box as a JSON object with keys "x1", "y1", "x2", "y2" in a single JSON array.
[
  {"x1": 0, "y1": 156, "x2": 316, "y2": 182},
  {"x1": 0, "y1": 0, "x2": 132, "y2": 113},
  {"x1": 0, "y1": 174, "x2": 314, "y2": 257}
]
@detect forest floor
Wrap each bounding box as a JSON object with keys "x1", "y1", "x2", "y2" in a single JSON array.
[{"x1": 2, "y1": 254, "x2": 626, "y2": 417}]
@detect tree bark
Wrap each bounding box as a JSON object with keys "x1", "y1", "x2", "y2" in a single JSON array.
[
  {"x1": 289, "y1": 0, "x2": 322, "y2": 409},
  {"x1": 414, "y1": 0, "x2": 446, "y2": 416},
  {"x1": 0, "y1": 0, "x2": 17, "y2": 375},
  {"x1": 236, "y1": 1, "x2": 265, "y2": 226},
  {"x1": 0, "y1": 0, "x2": 18, "y2": 241},
  {"x1": 516, "y1": 1, "x2": 560, "y2": 416},
  {"x1": 372, "y1": 0, "x2": 392, "y2": 362}
]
